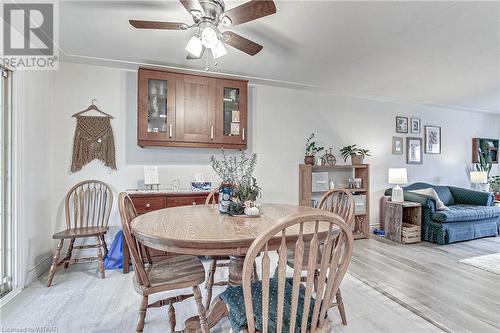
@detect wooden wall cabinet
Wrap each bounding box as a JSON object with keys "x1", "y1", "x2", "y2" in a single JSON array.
[{"x1": 137, "y1": 68, "x2": 247, "y2": 149}]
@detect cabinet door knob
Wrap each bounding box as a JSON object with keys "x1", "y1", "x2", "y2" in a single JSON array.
[
  {"x1": 242, "y1": 128, "x2": 245, "y2": 141},
  {"x1": 192, "y1": 202, "x2": 196, "y2": 205},
  {"x1": 145, "y1": 203, "x2": 151, "y2": 208},
  {"x1": 169, "y1": 124, "x2": 173, "y2": 138},
  {"x1": 210, "y1": 126, "x2": 214, "y2": 140}
]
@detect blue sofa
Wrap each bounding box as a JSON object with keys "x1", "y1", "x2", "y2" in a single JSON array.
[{"x1": 385, "y1": 182, "x2": 500, "y2": 244}]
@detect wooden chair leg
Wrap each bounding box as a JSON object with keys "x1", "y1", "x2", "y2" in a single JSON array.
[
  {"x1": 193, "y1": 285, "x2": 209, "y2": 333},
  {"x1": 336, "y1": 289, "x2": 347, "y2": 325},
  {"x1": 136, "y1": 295, "x2": 148, "y2": 332},
  {"x1": 63, "y1": 238, "x2": 75, "y2": 269},
  {"x1": 100, "y1": 235, "x2": 108, "y2": 259},
  {"x1": 123, "y1": 241, "x2": 130, "y2": 274},
  {"x1": 96, "y1": 236, "x2": 105, "y2": 279},
  {"x1": 168, "y1": 304, "x2": 176, "y2": 333},
  {"x1": 47, "y1": 239, "x2": 64, "y2": 287},
  {"x1": 205, "y1": 259, "x2": 217, "y2": 311}
]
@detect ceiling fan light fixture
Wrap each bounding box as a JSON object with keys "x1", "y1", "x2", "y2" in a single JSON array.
[
  {"x1": 185, "y1": 36, "x2": 203, "y2": 57},
  {"x1": 201, "y1": 26, "x2": 219, "y2": 49},
  {"x1": 220, "y1": 15, "x2": 232, "y2": 26},
  {"x1": 211, "y1": 40, "x2": 227, "y2": 59}
]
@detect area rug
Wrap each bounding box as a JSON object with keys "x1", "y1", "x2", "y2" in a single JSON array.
[{"x1": 459, "y1": 253, "x2": 500, "y2": 275}]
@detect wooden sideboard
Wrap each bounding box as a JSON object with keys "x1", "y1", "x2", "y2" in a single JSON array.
[
  {"x1": 123, "y1": 190, "x2": 218, "y2": 273},
  {"x1": 137, "y1": 67, "x2": 248, "y2": 149}
]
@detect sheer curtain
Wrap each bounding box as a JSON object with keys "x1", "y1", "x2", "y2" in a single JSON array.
[{"x1": 0, "y1": 66, "x2": 13, "y2": 298}]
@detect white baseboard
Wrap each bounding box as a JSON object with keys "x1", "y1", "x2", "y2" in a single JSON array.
[{"x1": 25, "y1": 255, "x2": 52, "y2": 286}]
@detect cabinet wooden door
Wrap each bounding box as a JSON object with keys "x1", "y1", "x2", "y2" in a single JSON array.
[
  {"x1": 137, "y1": 69, "x2": 176, "y2": 145},
  {"x1": 215, "y1": 79, "x2": 248, "y2": 146},
  {"x1": 175, "y1": 74, "x2": 216, "y2": 143}
]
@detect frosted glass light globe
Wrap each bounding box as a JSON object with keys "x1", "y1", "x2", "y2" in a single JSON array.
[{"x1": 201, "y1": 26, "x2": 218, "y2": 49}]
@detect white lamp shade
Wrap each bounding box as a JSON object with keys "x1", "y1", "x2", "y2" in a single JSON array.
[
  {"x1": 388, "y1": 168, "x2": 408, "y2": 185},
  {"x1": 185, "y1": 36, "x2": 203, "y2": 57},
  {"x1": 470, "y1": 171, "x2": 488, "y2": 184},
  {"x1": 211, "y1": 40, "x2": 227, "y2": 59}
]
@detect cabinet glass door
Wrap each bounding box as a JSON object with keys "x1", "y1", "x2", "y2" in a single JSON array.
[
  {"x1": 147, "y1": 79, "x2": 168, "y2": 133},
  {"x1": 223, "y1": 87, "x2": 240, "y2": 137},
  {"x1": 138, "y1": 69, "x2": 176, "y2": 144},
  {"x1": 216, "y1": 79, "x2": 247, "y2": 146}
]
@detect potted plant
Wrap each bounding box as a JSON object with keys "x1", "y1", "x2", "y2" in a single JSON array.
[
  {"x1": 475, "y1": 144, "x2": 493, "y2": 191},
  {"x1": 340, "y1": 145, "x2": 371, "y2": 165},
  {"x1": 490, "y1": 176, "x2": 500, "y2": 200},
  {"x1": 210, "y1": 150, "x2": 259, "y2": 214},
  {"x1": 304, "y1": 133, "x2": 324, "y2": 165}
]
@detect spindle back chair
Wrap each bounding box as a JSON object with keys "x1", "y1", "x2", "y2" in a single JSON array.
[
  {"x1": 241, "y1": 211, "x2": 353, "y2": 333},
  {"x1": 47, "y1": 180, "x2": 113, "y2": 286},
  {"x1": 318, "y1": 189, "x2": 355, "y2": 227},
  {"x1": 119, "y1": 193, "x2": 209, "y2": 333}
]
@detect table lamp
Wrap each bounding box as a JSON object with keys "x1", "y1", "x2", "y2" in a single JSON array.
[
  {"x1": 388, "y1": 168, "x2": 408, "y2": 202},
  {"x1": 470, "y1": 171, "x2": 488, "y2": 191}
]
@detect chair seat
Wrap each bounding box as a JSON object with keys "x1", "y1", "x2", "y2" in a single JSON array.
[
  {"x1": 286, "y1": 247, "x2": 322, "y2": 270},
  {"x1": 52, "y1": 226, "x2": 109, "y2": 239},
  {"x1": 133, "y1": 255, "x2": 206, "y2": 296}
]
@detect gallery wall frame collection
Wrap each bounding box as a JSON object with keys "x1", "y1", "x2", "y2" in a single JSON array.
[{"x1": 393, "y1": 116, "x2": 442, "y2": 164}]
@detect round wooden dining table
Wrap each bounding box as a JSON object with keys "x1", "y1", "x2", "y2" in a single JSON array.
[{"x1": 131, "y1": 203, "x2": 337, "y2": 331}]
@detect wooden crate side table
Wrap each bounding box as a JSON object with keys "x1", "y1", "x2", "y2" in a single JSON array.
[{"x1": 385, "y1": 201, "x2": 422, "y2": 243}]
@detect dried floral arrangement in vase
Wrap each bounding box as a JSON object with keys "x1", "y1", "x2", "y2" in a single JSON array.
[
  {"x1": 304, "y1": 133, "x2": 324, "y2": 165},
  {"x1": 210, "y1": 149, "x2": 261, "y2": 216}
]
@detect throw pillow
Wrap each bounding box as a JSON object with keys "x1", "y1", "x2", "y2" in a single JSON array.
[{"x1": 409, "y1": 188, "x2": 451, "y2": 211}]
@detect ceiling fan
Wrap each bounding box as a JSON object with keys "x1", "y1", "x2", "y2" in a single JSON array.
[{"x1": 129, "y1": 0, "x2": 276, "y2": 60}]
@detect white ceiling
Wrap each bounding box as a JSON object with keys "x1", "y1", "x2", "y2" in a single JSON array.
[{"x1": 60, "y1": 1, "x2": 500, "y2": 114}]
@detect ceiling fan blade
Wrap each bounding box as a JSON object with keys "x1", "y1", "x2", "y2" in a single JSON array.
[
  {"x1": 223, "y1": 0, "x2": 276, "y2": 26},
  {"x1": 222, "y1": 31, "x2": 263, "y2": 56},
  {"x1": 129, "y1": 20, "x2": 188, "y2": 30},
  {"x1": 179, "y1": 0, "x2": 205, "y2": 16},
  {"x1": 186, "y1": 47, "x2": 206, "y2": 60}
]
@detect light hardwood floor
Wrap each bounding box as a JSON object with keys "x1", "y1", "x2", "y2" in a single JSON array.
[
  {"x1": 1, "y1": 237, "x2": 498, "y2": 332},
  {"x1": 350, "y1": 236, "x2": 500, "y2": 333}
]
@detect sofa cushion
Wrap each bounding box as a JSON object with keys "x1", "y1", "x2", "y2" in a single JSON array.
[
  {"x1": 432, "y1": 204, "x2": 500, "y2": 223},
  {"x1": 409, "y1": 188, "x2": 450, "y2": 211},
  {"x1": 403, "y1": 182, "x2": 455, "y2": 206}
]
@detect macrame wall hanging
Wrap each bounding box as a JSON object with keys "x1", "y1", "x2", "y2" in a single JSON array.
[{"x1": 70, "y1": 100, "x2": 117, "y2": 173}]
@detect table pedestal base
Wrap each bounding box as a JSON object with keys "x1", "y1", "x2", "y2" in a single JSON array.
[{"x1": 185, "y1": 255, "x2": 244, "y2": 331}]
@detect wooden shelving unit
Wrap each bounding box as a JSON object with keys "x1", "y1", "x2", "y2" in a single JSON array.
[{"x1": 299, "y1": 164, "x2": 370, "y2": 239}]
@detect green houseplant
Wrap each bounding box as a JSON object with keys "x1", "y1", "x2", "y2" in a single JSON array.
[
  {"x1": 490, "y1": 176, "x2": 500, "y2": 199},
  {"x1": 340, "y1": 145, "x2": 371, "y2": 165},
  {"x1": 304, "y1": 133, "x2": 324, "y2": 165}
]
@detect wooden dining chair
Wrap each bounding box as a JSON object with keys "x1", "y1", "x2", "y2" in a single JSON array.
[
  {"x1": 223, "y1": 211, "x2": 353, "y2": 333},
  {"x1": 287, "y1": 189, "x2": 355, "y2": 325},
  {"x1": 47, "y1": 180, "x2": 112, "y2": 287},
  {"x1": 118, "y1": 192, "x2": 209, "y2": 333}
]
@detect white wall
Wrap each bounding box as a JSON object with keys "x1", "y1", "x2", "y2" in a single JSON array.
[
  {"x1": 19, "y1": 61, "x2": 500, "y2": 284},
  {"x1": 16, "y1": 70, "x2": 55, "y2": 285}
]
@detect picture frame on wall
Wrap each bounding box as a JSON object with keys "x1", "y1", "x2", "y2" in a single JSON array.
[
  {"x1": 392, "y1": 136, "x2": 404, "y2": 155},
  {"x1": 425, "y1": 125, "x2": 441, "y2": 154},
  {"x1": 407, "y1": 137, "x2": 423, "y2": 164},
  {"x1": 411, "y1": 117, "x2": 421, "y2": 134},
  {"x1": 396, "y1": 116, "x2": 409, "y2": 133}
]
